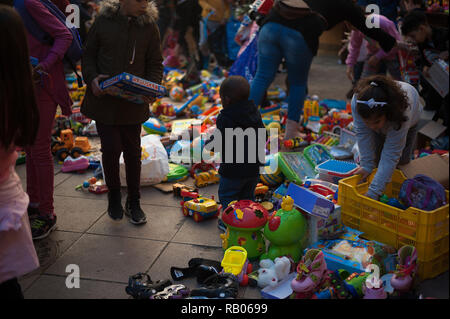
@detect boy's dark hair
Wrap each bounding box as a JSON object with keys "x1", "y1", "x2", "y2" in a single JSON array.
[
  {"x1": 0, "y1": 5, "x2": 39, "y2": 150},
  {"x1": 220, "y1": 76, "x2": 250, "y2": 105},
  {"x1": 401, "y1": 10, "x2": 428, "y2": 35},
  {"x1": 355, "y1": 75, "x2": 409, "y2": 130}
]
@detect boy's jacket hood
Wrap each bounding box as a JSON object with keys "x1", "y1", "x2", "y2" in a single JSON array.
[{"x1": 98, "y1": 0, "x2": 159, "y2": 26}]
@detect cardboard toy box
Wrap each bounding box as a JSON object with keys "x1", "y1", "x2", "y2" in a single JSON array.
[
  {"x1": 100, "y1": 73, "x2": 166, "y2": 104},
  {"x1": 399, "y1": 153, "x2": 449, "y2": 189},
  {"x1": 307, "y1": 227, "x2": 398, "y2": 276}
]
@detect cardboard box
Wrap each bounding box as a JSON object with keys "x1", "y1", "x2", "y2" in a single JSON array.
[
  {"x1": 100, "y1": 73, "x2": 166, "y2": 104},
  {"x1": 399, "y1": 153, "x2": 449, "y2": 189},
  {"x1": 307, "y1": 227, "x2": 397, "y2": 276}
]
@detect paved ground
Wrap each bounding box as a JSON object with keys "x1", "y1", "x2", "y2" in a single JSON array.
[{"x1": 17, "y1": 54, "x2": 449, "y2": 299}]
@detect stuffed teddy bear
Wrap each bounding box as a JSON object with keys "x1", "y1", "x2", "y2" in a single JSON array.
[{"x1": 257, "y1": 256, "x2": 291, "y2": 289}]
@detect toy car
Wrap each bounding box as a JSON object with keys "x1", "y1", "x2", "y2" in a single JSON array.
[
  {"x1": 180, "y1": 190, "x2": 222, "y2": 222},
  {"x1": 172, "y1": 183, "x2": 198, "y2": 198},
  {"x1": 194, "y1": 169, "x2": 220, "y2": 188},
  {"x1": 254, "y1": 183, "x2": 269, "y2": 196}
]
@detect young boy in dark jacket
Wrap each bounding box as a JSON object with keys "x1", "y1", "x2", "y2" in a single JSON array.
[
  {"x1": 81, "y1": 0, "x2": 164, "y2": 225},
  {"x1": 207, "y1": 76, "x2": 266, "y2": 211}
]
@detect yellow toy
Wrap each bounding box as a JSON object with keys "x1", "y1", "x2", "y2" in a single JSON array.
[
  {"x1": 194, "y1": 169, "x2": 220, "y2": 188},
  {"x1": 221, "y1": 246, "x2": 248, "y2": 276},
  {"x1": 303, "y1": 99, "x2": 320, "y2": 123}
]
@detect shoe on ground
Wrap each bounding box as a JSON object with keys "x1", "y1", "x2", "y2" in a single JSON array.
[
  {"x1": 125, "y1": 199, "x2": 147, "y2": 225},
  {"x1": 31, "y1": 214, "x2": 57, "y2": 240},
  {"x1": 217, "y1": 219, "x2": 227, "y2": 233},
  {"x1": 108, "y1": 190, "x2": 124, "y2": 221}
]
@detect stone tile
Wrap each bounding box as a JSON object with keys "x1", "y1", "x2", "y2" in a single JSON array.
[
  {"x1": 171, "y1": 214, "x2": 223, "y2": 248},
  {"x1": 45, "y1": 234, "x2": 167, "y2": 283},
  {"x1": 242, "y1": 286, "x2": 262, "y2": 299},
  {"x1": 147, "y1": 242, "x2": 224, "y2": 289},
  {"x1": 140, "y1": 186, "x2": 184, "y2": 208},
  {"x1": 54, "y1": 195, "x2": 107, "y2": 233},
  {"x1": 24, "y1": 275, "x2": 128, "y2": 299},
  {"x1": 87, "y1": 204, "x2": 185, "y2": 241},
  {"x1": 19, "y1": 231, "x2": 82, "y2": 291}
]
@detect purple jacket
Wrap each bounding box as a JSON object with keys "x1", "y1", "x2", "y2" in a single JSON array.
[
  {"x1": 346, "y1": 14, "x2": 401, "y2": 66},
  {"x1": 25, "y1": 0, "x2": 73, "y2": 115}
]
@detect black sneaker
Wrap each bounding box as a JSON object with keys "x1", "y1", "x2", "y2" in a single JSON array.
[
  {"x1": 108, "y1": 190, "x2": 124, "y2": 221},
  {"x1": 125, "y1": 199, "x2": 147, "y2": 225},
  {"x1": 217, "y1": 219, "x2": 227, "y2": 233},
  {"x1": 31, "y1": 215, "x2": 57, "y2": 240},
  {"x1": 27, "y1": 206, "x2": 40, "y2": 219}
]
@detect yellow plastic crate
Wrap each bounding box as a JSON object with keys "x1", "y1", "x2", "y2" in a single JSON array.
[{"x1": 338, "y1": 169, "x2": 449, "y2": 279}]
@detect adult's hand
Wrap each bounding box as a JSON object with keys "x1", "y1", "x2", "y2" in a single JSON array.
[
  {"x1": 91, "y1": 74, "x2": 110, "y2": 97},
  {"x1": 346, "y1": 65, "x2": 355, "y2": 82},
  {"x1": 354, "y1": 167, "x2": 371, "y2": 184}
]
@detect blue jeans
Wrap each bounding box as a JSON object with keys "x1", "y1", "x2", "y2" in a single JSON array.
[
  {"x1": 250, "y1": 22, "x2": 313, "y2": 122},
  {"x1": 218, "y1": 175, "x2": 259, "y2": 209}
]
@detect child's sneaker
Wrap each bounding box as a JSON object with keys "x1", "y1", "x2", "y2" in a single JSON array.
[
  {"x1": 31, "y1": 214, "x2": 57, "y2": 240},
  {"x1": 107, "y1": 190, "x2": 124, "y2": 221},
  {"x1": 291, "y1": 249, "x2": 328, "y2": 295},
  {"x1": 390, "y1": 245, "x2": 417, "y2": 292},
  {"x1": 125, "y1": 199, "x2": 147, "y2": 225},
  {"x1": 217, "y1": 219, "x2": 227, "y2": 233}
]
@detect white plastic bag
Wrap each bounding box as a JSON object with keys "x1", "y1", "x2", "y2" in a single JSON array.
[{"x1": 119, "y1": 134, "x2": 169, "y2": 186}]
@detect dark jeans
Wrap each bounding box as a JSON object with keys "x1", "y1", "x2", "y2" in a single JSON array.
[
  {"x1": 96, "y1": 123, "x2": 142, "y2": 201},
  {"x1": 218, "y1": 175, "x2": 259, "y2": 209},
  {"x1": 0, "y1": 278, "x2": 23, "y2": 299}
]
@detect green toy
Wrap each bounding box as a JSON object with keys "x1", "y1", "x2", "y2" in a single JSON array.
[
  {"x1": 278, "y1": 152, "x2": 316, "y2": 185},
  {"x1": 337, "y1": 269, "x2": 370, "y2": 298},
  {"x1": 261, "y1": 196, "x2": 307, "y2": 263},
  {"x1": 164, "y1": 163, "x2": 189, "y2": 182},
  {"x1": 220, "y1": 200, "x2": 269, "y2": 260}
]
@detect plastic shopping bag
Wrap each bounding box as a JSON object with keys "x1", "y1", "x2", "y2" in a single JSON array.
[
  {"x1": 119, "y1": 134, "x2": 169, "y2": 186},
  {"x1": 229, "y1": 32, "x2": 258, "y2": 83}
]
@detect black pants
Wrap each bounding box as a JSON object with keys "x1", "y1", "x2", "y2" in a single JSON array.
[
  {"x1": 0, "y1": 278, "x2": 24, "y2": 299},
  {"x1": 96, "y1": 123, "x2": 142, "y2": 201}
]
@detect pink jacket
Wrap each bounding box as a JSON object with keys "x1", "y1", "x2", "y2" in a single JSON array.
[
  {"x1": 25, "y1": 0, "x2": 73, "y2": 115},
  {"x1": 0, "y1": 146, "x2": 39, "y2": 284},
  {"x1": 346, "y1": 14, "x2": 401, "y2": 67}
]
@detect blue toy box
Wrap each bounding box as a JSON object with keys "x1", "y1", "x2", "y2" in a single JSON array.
[
  {"x1": 100, "y1": 73, "x2": 167, "y2": 104},
  {"x1": 307, "y1": 226, "x2": 398, "y2": 276}
]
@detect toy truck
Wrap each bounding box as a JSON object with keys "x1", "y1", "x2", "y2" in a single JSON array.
[
  {"x1": 180, "y1": 190, "x2": 222, "y2": 222},
  {"x1": 51, "y1": 129, "x2": 91, "y2": 161}
]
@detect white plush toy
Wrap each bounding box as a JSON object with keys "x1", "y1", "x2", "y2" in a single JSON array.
[{"x1": 257, "y1": 257, "x2": 291, "y2": 289}]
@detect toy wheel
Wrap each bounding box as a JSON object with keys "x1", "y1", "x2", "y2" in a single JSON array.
[
  {"x1": 240, "y1": 275, "x2": 249, "y2": 287},
  {"x1": 182, "y1": 207, "x2": 189, "y2": 217},
  {"x1": 193, "y1": 213, "x2": 203, "y2": 222},
  {"x1": 246, "y1": 263, "x2": 253, "y2": 274},
  {"x1": 56, "y1": 148, "x2": 69, "y2": 161},
  {"x1": 71, "y1": 147, "x2": 83, "y2": 158}
]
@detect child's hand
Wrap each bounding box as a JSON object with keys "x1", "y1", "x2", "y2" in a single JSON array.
[
  {"x1": 354, "y1": 167, "x2": 371, "y2": 184},
  {"x1": 422, "y1": 66, "x2": 430, "y2": 78},
  {"x1": 367, "y1": 55, "x2": 380, "y2": 68},
  {"x1": 346, "y1": 65, "x2": 354, "y2": 82},
  {"x1": 32, "y1": 64, "x2": 47, "y2": 84},
  {"x1": 91, "y1": 74, "x2": 110, "y2": 97}
]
